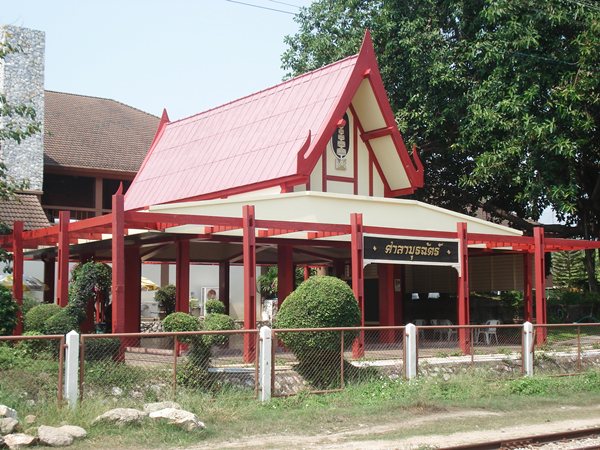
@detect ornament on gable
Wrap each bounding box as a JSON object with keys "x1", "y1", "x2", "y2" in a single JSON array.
[{"x1": 331, "y1": 113, "x2": 350, "y2": 170}]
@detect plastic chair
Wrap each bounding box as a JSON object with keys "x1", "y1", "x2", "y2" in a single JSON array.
[
  {"x1": 414, "y1": 319, "x2": 427, "y2": 339},
  {"x1": 439, "y1": 319, "x2": 457, "y2": 341},
  {"x1": 477, "y1": 320, "x2": 500, "y2": 345}
]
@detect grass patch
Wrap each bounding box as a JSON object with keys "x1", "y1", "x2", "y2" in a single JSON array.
[{"x1": 3, "y1": 357, "x2": 600, "y2": 448}]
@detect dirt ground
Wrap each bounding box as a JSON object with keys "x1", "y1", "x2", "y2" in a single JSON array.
[{"x1": 187, "y1": 404, "x2": 600, "y2": 449}]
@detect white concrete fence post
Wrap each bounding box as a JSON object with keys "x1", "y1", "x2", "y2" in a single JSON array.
[
  {"x1": 523, "y1": 321, "x2": 534, "y2": 377},
  {"x1": 64, "y1": 330, "x2": 80, "y2": 409},
  {"x1": 405, "y1": 323, "x2": 417, "y2": 380},
  {"x1": 259, "y1": 326, "x2": 272, "y2": 402}
]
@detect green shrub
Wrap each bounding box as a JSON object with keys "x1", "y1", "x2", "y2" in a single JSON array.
[
  {"x1": 205, "y1": 299, "x2": 226, "y2": 315},
  {"x1": 0, "y1": 344, "x2": 26, "y2": 369},
  {"x1": 0, "y1": 286, "x2": 19, "y2": 335},
  {"x1": 202, "y1": 313, "x2": 235, "y2": 346},
  {"x1": 16, "y1": 331, "x2": 55, "y2": 357},
  {"x1": 85, "y1": 338, "x2": 121, "y2": 361},
  {"x1": 274, "y1": 276, "x2": 360, "y2": 355},
  {"x1": 44, "y1": 308, "x2": 79, "y2": 335},
  {"x1": 163, "y1": 312, "x2": 199, "y2": 332},
  {"x1": 21, "y1": 294, "x2": 40, "y2": 316},
  {"x1": 163, "y1": 312, "x2": 199, "y2": 344},
  {"x1": 24, "y1": 303, "x2": 61, "y2": 333},
  {"x1": 155, "y1": 284, "x2": 176, "y2": 315}
]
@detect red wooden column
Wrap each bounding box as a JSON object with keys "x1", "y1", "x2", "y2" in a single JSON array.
[
  {"x1": 242, "y1": 205, "x2": 257, "y2": 362},
  {"x1": 42, "y1": 256, "x2": 55, "y2": 303},
  {"x1": 124, "y1": 244, "x2": 141, "y2": 333},
  {"x1": 219, "y1": 261, "x2": 230, "y2": 315},
  {"x1": 457, "y1": 222, "x2": 470, "y2": 354},
  {"x1": 111, "y1": 191, "x2": 125, "y2": 333},
  {"x1": 351, "y1": 213, "x2": 365, "y2": 358},
  {"x1": 523, "y1": 253, "x2": 533, "y2": 322},
  {"x1": 534, "y1": 227, "x2": 547, "y2": 344},
  {"x1": 175, "y1": 239, "x2": 190, "y2": 313},
  {"x1": 378, "y1": 263, "x2": 395, "y2": 343},
  {"x1": 12, "y1": 221, "x2": 23, "y2": 335},
  {"x1": 277, "y1": 244, "x2": 294, "y2": 307},
  {"x1": 57, "y1": 211, "x2": 70, "y2": 307}
]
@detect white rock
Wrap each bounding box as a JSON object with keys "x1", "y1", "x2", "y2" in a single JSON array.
[
  {"x1": 4, "y1": 433, "x2": 36, "y2": 449},
  {"x1": 24, "y1": 415, "x2": 36, "y2": 425},
  {"x1": 92, "y1": 408, "x2": 147, "y2": 426},
  {"x1": 37, "y1": 425, "x2": 73, "y2": 447},
  {"x1": 111, "y1": 387, "x2": 123, "y2": 396},
  {"x1": 0, "y1": 406, "x2": 17, "y2": 420},
  {"x1": 0, "y1": 417, "x2": 19, "y2": 435},
  {"x1": 143, "y1": 401, "x2": 181, "y2": 414},
  {"x1": 149, "y1": 408, "x2": 205, "y2": 432},
  {"x1": 57, "y1": 425, "x2": 87, "y2": 439}
]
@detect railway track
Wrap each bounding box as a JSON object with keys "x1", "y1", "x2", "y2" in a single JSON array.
[{"x1": 440, "y1": 426, "x2": 600, "y2": 449}]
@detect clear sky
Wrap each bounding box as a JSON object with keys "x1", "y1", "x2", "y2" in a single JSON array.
[{"x1": 2, "y1": 0, "x2": 312, "y2": 120}]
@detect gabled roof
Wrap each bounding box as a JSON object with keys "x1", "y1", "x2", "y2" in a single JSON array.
[
  {"x1": 44, "y1": 91, "x2": 160, "y2": 173},
  {"x1": 0, "y1": 193, "x2": 50, "y2": 231},
  {"x1": 125, "y1": 31, "x2": 423, "y2": 211}
]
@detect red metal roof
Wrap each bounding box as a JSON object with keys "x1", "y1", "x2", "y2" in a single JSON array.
[{"x1": 125, "y1": 32, "x2": 421, "y2": 211}]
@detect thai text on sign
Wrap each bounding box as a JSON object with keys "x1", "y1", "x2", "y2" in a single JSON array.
[{"x1": 364, "y1": 236, "x2": 459, "y2": 264}]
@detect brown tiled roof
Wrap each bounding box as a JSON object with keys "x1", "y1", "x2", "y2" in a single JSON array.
[
  {"x1": 0, "y1": 193, "x2": 50, "y2": 230},
  {"x1": 44, "y1": 91, "x2": 160, "y2": 173}
]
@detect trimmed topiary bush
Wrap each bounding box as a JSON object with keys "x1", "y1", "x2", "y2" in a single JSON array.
[
  {"x1": 155, "y1": 284, "x2": 176, "y2": 315},
  {"x1": 274, "y1": 276, "x2": 362, "y2": 388},
  {"x1": 205, "y1": 299, "x2": 226, "y2": 315},
  {"x1": 202, "y1": 313, "x2": 236, "y2": 346},
  {"x1": 43, "y1": 308, "x2": 79, "y2": 335},
  {"x1": 274, "y1": 276, "x2": 360, "y2": 354},
  {"x1": 0, "y1": 285, "x2": 19, "y2": 336},
  {"x1": 163, "y1": 312, "x2": 199, "y2": 344},
  {"x1": 24, "y1": 303, "x2": 61, "y2": 333}
]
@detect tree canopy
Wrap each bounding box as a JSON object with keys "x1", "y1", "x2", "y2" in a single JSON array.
[{"x1": 283, "y1": 0, "x2": 599, "y2": 238}]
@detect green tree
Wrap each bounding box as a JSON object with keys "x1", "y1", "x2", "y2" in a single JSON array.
[
  {"x1": 283, "y1": 0, "x2": 600, "y2": 289},
  {"x1": 551, "y1": 250, "x2": 587, "y2": 290}
]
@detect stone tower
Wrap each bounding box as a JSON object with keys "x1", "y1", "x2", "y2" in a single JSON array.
[{"x1": 0, "y1": 25, "x2": 45, "y2": 192}]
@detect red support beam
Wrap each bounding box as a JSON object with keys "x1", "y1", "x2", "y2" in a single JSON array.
[
  {"x1": 219, "y1": 261, "x2": 230, "y2": 315},
  {"x1": 360, "y1": 125, "x2": 395, "y2": 142},
  {"x1": 12, "y1": 221, "x2": 23, "y2": 335},
  {"x1": 57, "y1": 211, "x2": 70, "y2": 308},
  {"x1": 175, "y1": 239, "x2": 190, "y2": 313},
  {"x1": 457, "y1": 222, "x2": 470, "y2": 354},
  {"x1": 378, "y1": 264, "x2": 395, "y2": 343},
  {"x1": 534, "y1": 227, "x2": 547, "y2": 344},
  {"x1": 307, "y1": 231, "x2": 347, "y2": 239},
  {"x1": 243, "y1": 205, "x2": 257, "y2": 363},
  {"x1": 277, "y1": 244, "x2": 294, "y2": 308},
  {"x1": 351, "y1": 213, "x2": 365, "y2": 358},
  {"x1": 258, "y1": 228, "x2": 295, "y2": 238},
  {"x1": 124, "y1": 245, "x2": 142, "y2": 333},
  {"x1": 111, "y1": 191, "x2": 126, "y2": 333},
  {"x1": 523, "y1": 253, "x2": 533, "y2": 322}
]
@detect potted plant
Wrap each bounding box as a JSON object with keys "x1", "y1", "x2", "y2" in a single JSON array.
[{"x1": 155, "y1": 284, "x2": 176, "y2": 319}]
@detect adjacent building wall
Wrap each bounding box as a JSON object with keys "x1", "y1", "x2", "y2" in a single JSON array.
[{"x1": 0, "y1": 25, "x2": 45, "y2": 192}]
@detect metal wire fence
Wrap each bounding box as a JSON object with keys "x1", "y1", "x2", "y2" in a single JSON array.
[
  {"x1": 416, "y1": 325, "x2": 524, "y2": 376},
  {"x1": 4, "y1": 323, "x2": 600, "y2": 405},
  {"x1": 271, "y1": 326, "x2": 405, "y2": 396},
  {"x1": 533, "y1": 324, "x2": 600, "y2": 375},
  {"x1": 79, "y1": 330, "x2": 259, "y2": 402},
  {"x1": 0, "y1": 334, "x2": 65, "y2": 405}
]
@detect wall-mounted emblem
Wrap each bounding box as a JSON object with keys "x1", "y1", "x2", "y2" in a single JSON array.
[{"x1": 331, "y1": 113, "x2": 350, "y2": 170}]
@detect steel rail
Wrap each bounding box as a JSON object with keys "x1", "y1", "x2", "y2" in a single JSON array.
[{"x1": 439, "y1": 426, "x2": 600, "y2": 449}]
